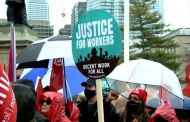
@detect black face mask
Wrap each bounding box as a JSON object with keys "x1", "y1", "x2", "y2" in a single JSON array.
[
  {"x1": 84, "y1": 89, "x2": 96, "y2": 100},
  {"x1": 127, "y1": 100, "x2": 140, "y2": 112}
]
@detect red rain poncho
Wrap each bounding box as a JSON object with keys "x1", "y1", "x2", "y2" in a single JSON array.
[
  {"x1": 37, "y1": 92, "x2": 71, "y2": 122},
  {"x1": 149, "y1": 102, "x2": 179, "y2": 122}
]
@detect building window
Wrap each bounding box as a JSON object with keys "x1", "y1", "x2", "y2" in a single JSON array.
[
  {"x1": 185, "y1": 44, "x2": 190, "y2": 51},
  {"x1": 185, "y1": 55, "x2": 189, "y2": 62}
]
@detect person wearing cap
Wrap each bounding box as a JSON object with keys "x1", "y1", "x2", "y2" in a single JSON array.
[
  {"x1": 121, "y1": 88, "x2": 150, "y2": 122},
  {"x1": 78, "y1": 79, "x2": 120, "y2": 122}
]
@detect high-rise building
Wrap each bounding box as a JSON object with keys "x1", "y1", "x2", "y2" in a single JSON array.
[
  {"x1": 153, "y1": 0, "x2": 164, "y2": 24},
  {"x1": 71, "y1": 2, "x2": 87, "y2": 35},
  {"x1": 87, "y1": 0, "x2": 124, "y2": 26},
  {"x1": 26, "y1": 0, "x2": 49, "y2": 21}
]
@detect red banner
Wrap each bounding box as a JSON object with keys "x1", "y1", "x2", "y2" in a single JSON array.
[
  {"x1": 186, "y1": 55, "x2": 190, "y2": 83},
  {"x1": 183, "y1": 83, "x2": 190, "y2": 98},
  {"x1": 0, "y1": 61, "x2": 17, "y2": 122},
  {"x1": 50, "y1": 58, "x2": 64, "y2": 91}
]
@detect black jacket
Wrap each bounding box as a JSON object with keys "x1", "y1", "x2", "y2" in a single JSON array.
[
  {"x1": 35, "y1": 111, "x2": 50, "y2": 122},
  {"x1": 12, "y1": 79, "x2": 50, "y2": 122},
  {"x1": 78, "y1": 99, "x2": 120, "y2": 122},
  {"x1": 11, "y1": 84, "x2": 36, "y2": 122}
]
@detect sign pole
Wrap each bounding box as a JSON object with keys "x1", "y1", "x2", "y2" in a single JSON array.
[
  {"x1": 96, "y1": 79, "x2": 104, "y2": 122},
  {"x1": 124, "y1": 0, "x2": 130, "y2": 62}
]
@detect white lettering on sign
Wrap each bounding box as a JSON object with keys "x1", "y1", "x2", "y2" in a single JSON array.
[
  {"x1": 51, "y1": 69, "x2": 56, "y2": 79},
  {"x1": 83, "y1": 63, "x2": 110, "y2": 75},
  {"x1": 87, "y1": 35, "x2": 114, "y2": 48},
  {"x1": 10, "y1": 94, "x2": 16, "y2": 109},
  {"x1": 77, "y1": 40, "x2": 85, "y2": 49},
  {"x1": 54, "y1": 58, "x2": 62, "y2": 66},
  {"x1": 75, "y1": 18, "x2": 114, "y2": 49},
  {"x1": 76, "y1": 18, "x2": 113, "y2": 39},
  {"x1": 87, "y1": 22, "x2": 92, "y2": 37}
]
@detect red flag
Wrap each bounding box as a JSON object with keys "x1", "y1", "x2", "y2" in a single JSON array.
[
  {"x1": 35, "y1": 76, "x2": 44, "y2": 111},
  {"x1": 50, "y1": 58, "x2": 63, "y2": 91},
  {"x1": 4, "y1": 64, "x2": 6, "y2": 72},
  {"x1": 8, "y1": 26, "x2": 16, "y2": 82},
  {"x1": 35, "y1": 76, "x2": 44, "y2": 96},
  {"x1": 0, "y1": 61, "x2": 17, "y2": 122},
  {"x1": 183, "y1": 83, "x2": 190, "y2": 98},
  {"x1": 186, "y1": 55, "x2": 190, "y2": 84}
]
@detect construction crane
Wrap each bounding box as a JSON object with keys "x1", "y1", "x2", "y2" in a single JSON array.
[
  {"x1": 58, "y1": 9, "x2": 66, "y2": 35},
  {"x1": 61, "y1": 9, "x2": 66, "y2": 18}
]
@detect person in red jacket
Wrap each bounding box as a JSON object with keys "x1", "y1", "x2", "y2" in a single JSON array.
[
  {"x1": 149, "y1": 102, "x2": 179, "y2": 122},
  {"x1": 37, "y1": 92, "x2": 72, "y2": 122}
]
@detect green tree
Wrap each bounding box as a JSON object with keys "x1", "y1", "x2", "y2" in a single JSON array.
[{"x1": 129, "y1": 0, "x2": 180, "y2": 71}]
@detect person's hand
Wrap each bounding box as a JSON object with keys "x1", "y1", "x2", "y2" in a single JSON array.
[
  {"x1": 133, "y1": 119, "x2": 138, "y2": 122},
  {"x1": 106, "y1": 91, "x2": 119, "y2": 102}
]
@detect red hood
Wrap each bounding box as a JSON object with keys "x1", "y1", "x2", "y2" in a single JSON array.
[
  {"x1": 149, "y1": 102, "x2": 179, "y2": 122},
  {"x1": 38, "y1": 92, "x2": 71, "y2": 122}
]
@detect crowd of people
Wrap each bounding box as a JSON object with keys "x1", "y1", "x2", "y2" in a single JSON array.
[{"x1": 11, "y1": 78, "x2": 189, "y2": 122}]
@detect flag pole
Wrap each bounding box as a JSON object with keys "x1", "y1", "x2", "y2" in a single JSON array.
[
  {"x1": 124, "y1": 0, "x2": 130, "y2": 62},
  {"x1": 62, "y1": 58, "x2": 68, "y2": 103},
  {"x1": 11, "y1": 23, "x2": 16, "y2": 82}
]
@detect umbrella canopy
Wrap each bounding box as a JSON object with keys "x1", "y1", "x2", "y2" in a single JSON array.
[
  {"x1": 106, "y1": 59, "x2": 184, "y2": 109},
  {"x1": 16, "y1": 35, "x2": 72, "y2": 69},
  {"x1": 21, "y1": 66, "x2": 87, "y2": 98},
  {"x1": 20, "y1": 68, "x2": 48, "y2": 83},
  {"x1": 146, "y1": 96, "x2": 190, "y2": 110}
]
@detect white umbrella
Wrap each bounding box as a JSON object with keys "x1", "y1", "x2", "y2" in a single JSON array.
[{"x1": 107, "y1": 59, "x2": 184, "y2": 109}]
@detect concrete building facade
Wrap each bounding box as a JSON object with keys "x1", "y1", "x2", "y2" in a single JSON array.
[
  {"x1": 0, "y1": 23, "x2": 39, "y2": 73},
  {"x1": 165, "y1": 28, "x2": 190, "y2": 81},
  {"x1": 28, "y1": 20, "x2": 54, "y2": 39}
]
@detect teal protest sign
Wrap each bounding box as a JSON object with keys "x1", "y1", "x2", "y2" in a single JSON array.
[{"x1": 72, "y1": 9, "x2": 122, "y2": 79}]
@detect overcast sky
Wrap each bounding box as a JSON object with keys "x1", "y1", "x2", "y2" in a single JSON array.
[{"x1": 0, "y1": 0, "x2": 190, "y2": 35}]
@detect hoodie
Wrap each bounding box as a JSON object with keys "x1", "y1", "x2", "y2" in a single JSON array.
[
  {"x1": 149, "y1": 102, "x2": 180, "y2": 122},
  {"x1": 37, "y1": 92, "x2": 71, "y2": 122},
  {"x1": 11, "y1": 84, "x2": 36, "y2": 122},
  {"x1": 13, "y1": 79, "x2": 50, "y2": 122}
]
